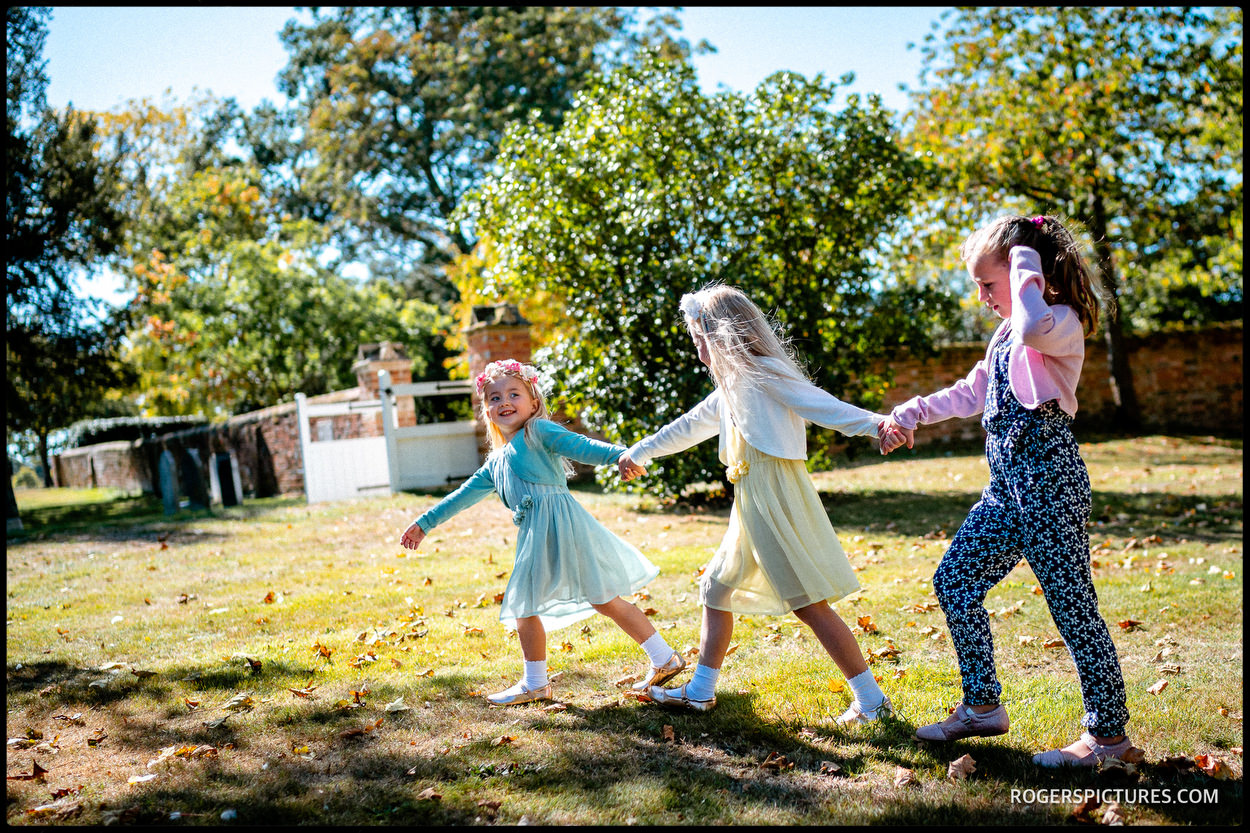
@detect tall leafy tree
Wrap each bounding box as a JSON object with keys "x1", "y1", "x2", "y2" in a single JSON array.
[
  {"x1": 903, "y1": 6, "x2": 1242, "y2": 430},
  {"x1": 463, "y1": 56, "x2": 952, "y2": 496},
  {"x1": 118, "y1": 161, "x2": 446, "y2": 416},
  {"x1": 264, "y1": 6, "x2": 690, "y2": 302},
  {"x1": 6, "y1": 6, "x2": 134, "y2": 493}
]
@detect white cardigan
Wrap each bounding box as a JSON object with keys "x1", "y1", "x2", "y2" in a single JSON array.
[{"x1": 628, "y1": 357, "x2": 886, "y2": 465}]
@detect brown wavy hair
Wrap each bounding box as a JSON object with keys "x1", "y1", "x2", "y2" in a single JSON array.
[{"x1": 959, "y1": 215, "x2": 1101, "y2": 336}]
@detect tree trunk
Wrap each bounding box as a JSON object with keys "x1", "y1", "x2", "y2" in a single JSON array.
[
  {"x1": 1087, "y1": 193, "x2": 1142, "y2": 432},
  {"x1": 6, "y1": 458, "x2": 23, "y2": 533},
  {"x1": 38, "y1": 430, "x2": 54, "y2": 488}
]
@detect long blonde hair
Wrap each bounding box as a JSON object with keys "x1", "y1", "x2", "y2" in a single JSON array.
[
  {"x1": 960, "y1": 214, "x2": 1101, "y2": 336},
  {"x1": 475, "y1": 359, "x2": 553, "y2": 453},
  {"x1": 679, "y1": 284, "x2": 808, "y2": 391}
]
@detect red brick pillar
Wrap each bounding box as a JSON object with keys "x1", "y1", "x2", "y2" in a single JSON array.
[
  {"x1": 463, "y1": 304, "x2": 532, "y2": 454},
  {"x1": 353, "y1": 342, "x2": 416, "y2": 434}
]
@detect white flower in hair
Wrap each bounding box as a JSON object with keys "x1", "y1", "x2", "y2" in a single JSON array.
[{"x1": 679, "y1": 293, "x2": 702, "y2": 323}]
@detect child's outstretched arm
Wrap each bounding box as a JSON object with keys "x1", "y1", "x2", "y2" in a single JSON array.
[
  {"x1": 399, "y1": 466, "x2": 496, "y2": 548},
  {"x1": 626, "y1": 390, "x2": 722, "y2": 468},
  {"x1": 400, "y1": 521, "x2": 426, "y2": 550}
]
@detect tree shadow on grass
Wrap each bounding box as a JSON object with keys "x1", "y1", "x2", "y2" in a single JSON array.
[
  {"x1": 8, "y1": 494, "x2": 303, "y2": 544},
  {"x1": 818, "y1": 487, "x2": 1242, "y2": 545}
]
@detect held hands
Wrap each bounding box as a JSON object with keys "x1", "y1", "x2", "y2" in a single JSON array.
[
  {"x1": 618, "y1": 451, "x2": 647, "y2": 482},
  {"x1": 877, "y1": 417, "x2": 914, "y2": 455},
  {"x1": 400, "y1": 521, "x2": 426, "y2": 550}
]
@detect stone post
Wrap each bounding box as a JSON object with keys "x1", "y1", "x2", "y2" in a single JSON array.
[
  {"x1": 463, "y1": 304, "x2": 532, "y2": 455},
  {"x1": 353, "y1": 341, "x2": 415, "y2": 434}
]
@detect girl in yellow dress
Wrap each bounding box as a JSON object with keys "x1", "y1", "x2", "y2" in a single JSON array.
[{"x1": 619, "y1": 285, "x2": 902, "y2": 723}]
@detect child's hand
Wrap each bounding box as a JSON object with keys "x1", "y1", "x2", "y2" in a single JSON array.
[
  {"x1": 877, "y1": 418, "x2": 914, "y2": 455},
  {"x1": 400, "y1": 521, "x2": 426, "y2": 550},
  {"x1": 618, "y1": 451, "x2": 647, "y2": 482}
]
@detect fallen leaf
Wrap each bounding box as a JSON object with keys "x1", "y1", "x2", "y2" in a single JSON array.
[
  {"x1": 759, "y1": 751, "x2": 793, "y2": 771},
  {"x1": 856, "y1": 615, "x2": 878, "y2": 633},
  {"x1": 491, "y1": 735, "x2": 515, "y2": 747},
  {"x1": 221, "y1": 692, "x2": 255, "y2": 713},
  {"x1": 262, "y1": 591, "x2": 275, "y2": 604},
  {"x1": 1072, "y1": 797, "x2": 1101, "y2": 823},
  {"x1": 127, "y1": 773, "x2": 158, "y2": 785},
  {"x1": 1147, "y1": 679, "x2": 1168, "y2": 695},
  {"x1": 541, "y1": 702, "x2": 567, "y2": 713},
  {"x1": 289, "y1": 685, "x2": 318, "y2": 699},
  {"x1": 6, "y1": 760, "x2": 49, "y2": 781},
  {"x1": 25, "y1": 797, "x2": 81, "y2": 819},
  {"x1": 818, "y1": 760, "x2": 842, "y2": 776},
  {"x1": 614, "y1": 672, "x2": 643, "y2": 687},
  {"x1": 892, "y1": 766, "x2": 918, "y2": 787},
  {"x1": 383, "y1": 698, "x2": 411, "y2": 713},
  {"x1": 661, "y1": 725, "x2": 675, "y2": 743},
  {"x1": 416, "y1": 787, "x2": 441, "y2": 801},
  {"x1": 131, "y1": 668, "x2": 157, "y2": 679},
  {"x1": 1101, "y1": 801, "x2": 1125, "y2": 825},
  {"x1": 947, "y1": 753, "x2": 976, "y2": 781},
  {"x1": 1042, "y1": 638, "x2": 1065, "y2": 649},
  {"x1": 1194, "y1": 754, "x2": 1233, "y2": 780},
  {"x1": 825, "y1": 679, "x2": 846, "y2": 694},
  {"x1": 1116, "y1": 619, "x2": 1143, "y2": 632}
]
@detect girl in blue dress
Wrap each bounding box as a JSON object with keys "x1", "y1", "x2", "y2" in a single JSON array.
[{"x1": 400, "y1": 359, "x2": 684, "y2": 705}]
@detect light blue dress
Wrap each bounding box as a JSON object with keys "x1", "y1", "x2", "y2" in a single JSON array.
[{"x1": 414, "y1": 418, "x2": 659, "y2": 631}]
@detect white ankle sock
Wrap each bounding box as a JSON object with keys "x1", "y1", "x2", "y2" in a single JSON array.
[
  {"x1": 683, "y1": 664, "x2": 719, "y2": 701},
  {"x1": 640, "y1": 632, "x2": 675, "y2": 667},
  {"x1": 846, "y1": 668, "x2": 885, "y2": 710},
  {"x1": 523, "y1": 659, "x2": 548, "y2": 690}
]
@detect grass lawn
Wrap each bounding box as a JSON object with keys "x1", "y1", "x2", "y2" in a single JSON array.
[{"x1": 5, "y1": 435, "x2": 1242, "y2": 826}]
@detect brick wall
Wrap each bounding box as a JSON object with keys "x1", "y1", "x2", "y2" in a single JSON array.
[
  {"x1": 52, "y1": 323, "x2": 1241, "y2": 497},
  {"x1": 876, "y1": 322, "x2": 1243, "y2": 445}
]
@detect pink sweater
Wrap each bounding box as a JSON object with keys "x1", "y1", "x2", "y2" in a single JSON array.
[{"x1": 891, "y1": 246, "x2": 1086, "y2": 430}]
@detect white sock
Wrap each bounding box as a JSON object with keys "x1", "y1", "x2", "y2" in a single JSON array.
[
  {"x1": 640, "y1": 632, "x2": 675, "y2": 667},
  {"x1": 683, "y1": 664, "x2": 720, "y2": 701},
  {"x1": 846, "y1": 668, "x2": 885, "y2": 710},
  {"x1": 523, "y1": 659, "x2": 548, "y2": 690}
]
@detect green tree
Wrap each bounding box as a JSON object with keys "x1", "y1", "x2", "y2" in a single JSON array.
[
  {"x1": 6, "y1": 6, "x2": 134, "y2": 495},
  {"x1": 903, "y1": 6, "x2": 1242, "y2": 430},
  {"x1": 462, "y1": 57, "x2": 951, "y2": 496},
  {"x1": 119, "y1": 164, "x2": 446, "y2": 416},
  {"x1": 264, "y1": 6, "x2": 691, "y2": 302}
]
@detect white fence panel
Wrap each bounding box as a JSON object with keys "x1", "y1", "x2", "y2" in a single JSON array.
[
  {"x1": 379, "y1": 372, "x2": 480, "y2": 492},
  {"x1": 296, "y1": 394, "x2": 391, "y2": 503}
]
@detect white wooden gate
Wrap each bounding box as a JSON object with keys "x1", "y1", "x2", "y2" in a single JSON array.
[
  {"x1": 296, "y1": 373, "x2": 480, "y2": 503},
  {"x1": 295, "y1": 394, "x2": 390, "y2": 503},
  {"x1": 378, "y1": 371, "x2": 480, "y2": 492}
]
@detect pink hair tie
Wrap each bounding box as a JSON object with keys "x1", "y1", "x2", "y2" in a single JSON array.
[{"x1": 1030, "y1": 216, "x2": 1046, "y2": 227}]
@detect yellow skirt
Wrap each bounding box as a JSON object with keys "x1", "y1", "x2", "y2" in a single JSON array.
[{"x1": 701, "y1": 425, "x2": 860, "y2": 615}]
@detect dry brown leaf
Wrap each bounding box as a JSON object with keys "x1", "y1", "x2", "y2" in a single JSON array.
[
  {"x1": 818, "y1": 760, "x2": 842, "y2": 776},
  {"x1": 491, "y1": 735, "x2": 515, "y2": 747},
  {"x1": 1042, "y1": 638, "x2": 1065, "y2": 649},
  {"x1": 416, "y1": 787, "x2": 441, "y2": 801},
  {"x1": 289, "y1": 685, "x2": 318, "y2": 699},
  {"x1": 1194, "y1": 754, "x2": 1233, "y2": 780},
  {"x1": 614, "y1": 673, "x2": 643, "y2": 687},
  {"x1": 6, "y1": 760, "x2": 49, "y2": 782},
  {"x1": 560, "y1": 641, "x2": 574, "y2": 653},
  {"x1": 661, "y1": 725, "x2": 676, "y2": 743},
  {"x1": 1147, "y1": 679, "x2": 1168, "y2": 695},
  {"x1": 262, "y1": 591, "x2": 275, "y2": 604},
  {"x1": 825, "y1": 679, "x2": 846, "y2": 694},
  {"x1": 1072, "y1": 796, "x2": 1100, "y2": 823},
  {"x1": 759, "y1": 751, "x2": 793, "y2": 771},
  {"x1": 856, "y1": 615, "x2": 878, "y2": 633},
  {"x1": 892, "y1": 766, "x2": 918, "y2": 787},
  {"x1": 1116, "y1": 619, "x2": 1143, "y2": 632},
  {"x1": 540, "y1": 702, "x2": 567, "y2": 713},
  {"x1": 947, "y1": 753, "x2": 976, "y2": 781}
]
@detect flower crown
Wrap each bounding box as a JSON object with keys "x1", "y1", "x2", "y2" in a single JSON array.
[{"x1": 475, "y1": 359, "x2": 541, "y2": 395}]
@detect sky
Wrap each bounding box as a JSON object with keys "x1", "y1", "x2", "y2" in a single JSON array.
[{"x1": 42, "y1": 6, "x2": 951, "y2": 302}]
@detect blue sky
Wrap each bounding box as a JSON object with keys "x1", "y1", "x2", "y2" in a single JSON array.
[
  {"x1": 45, "y1": 6, "x2": 948, "y2": 114},
  {"x1": 43, "y1": 6, "x2": 951, "y2": 304}
]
